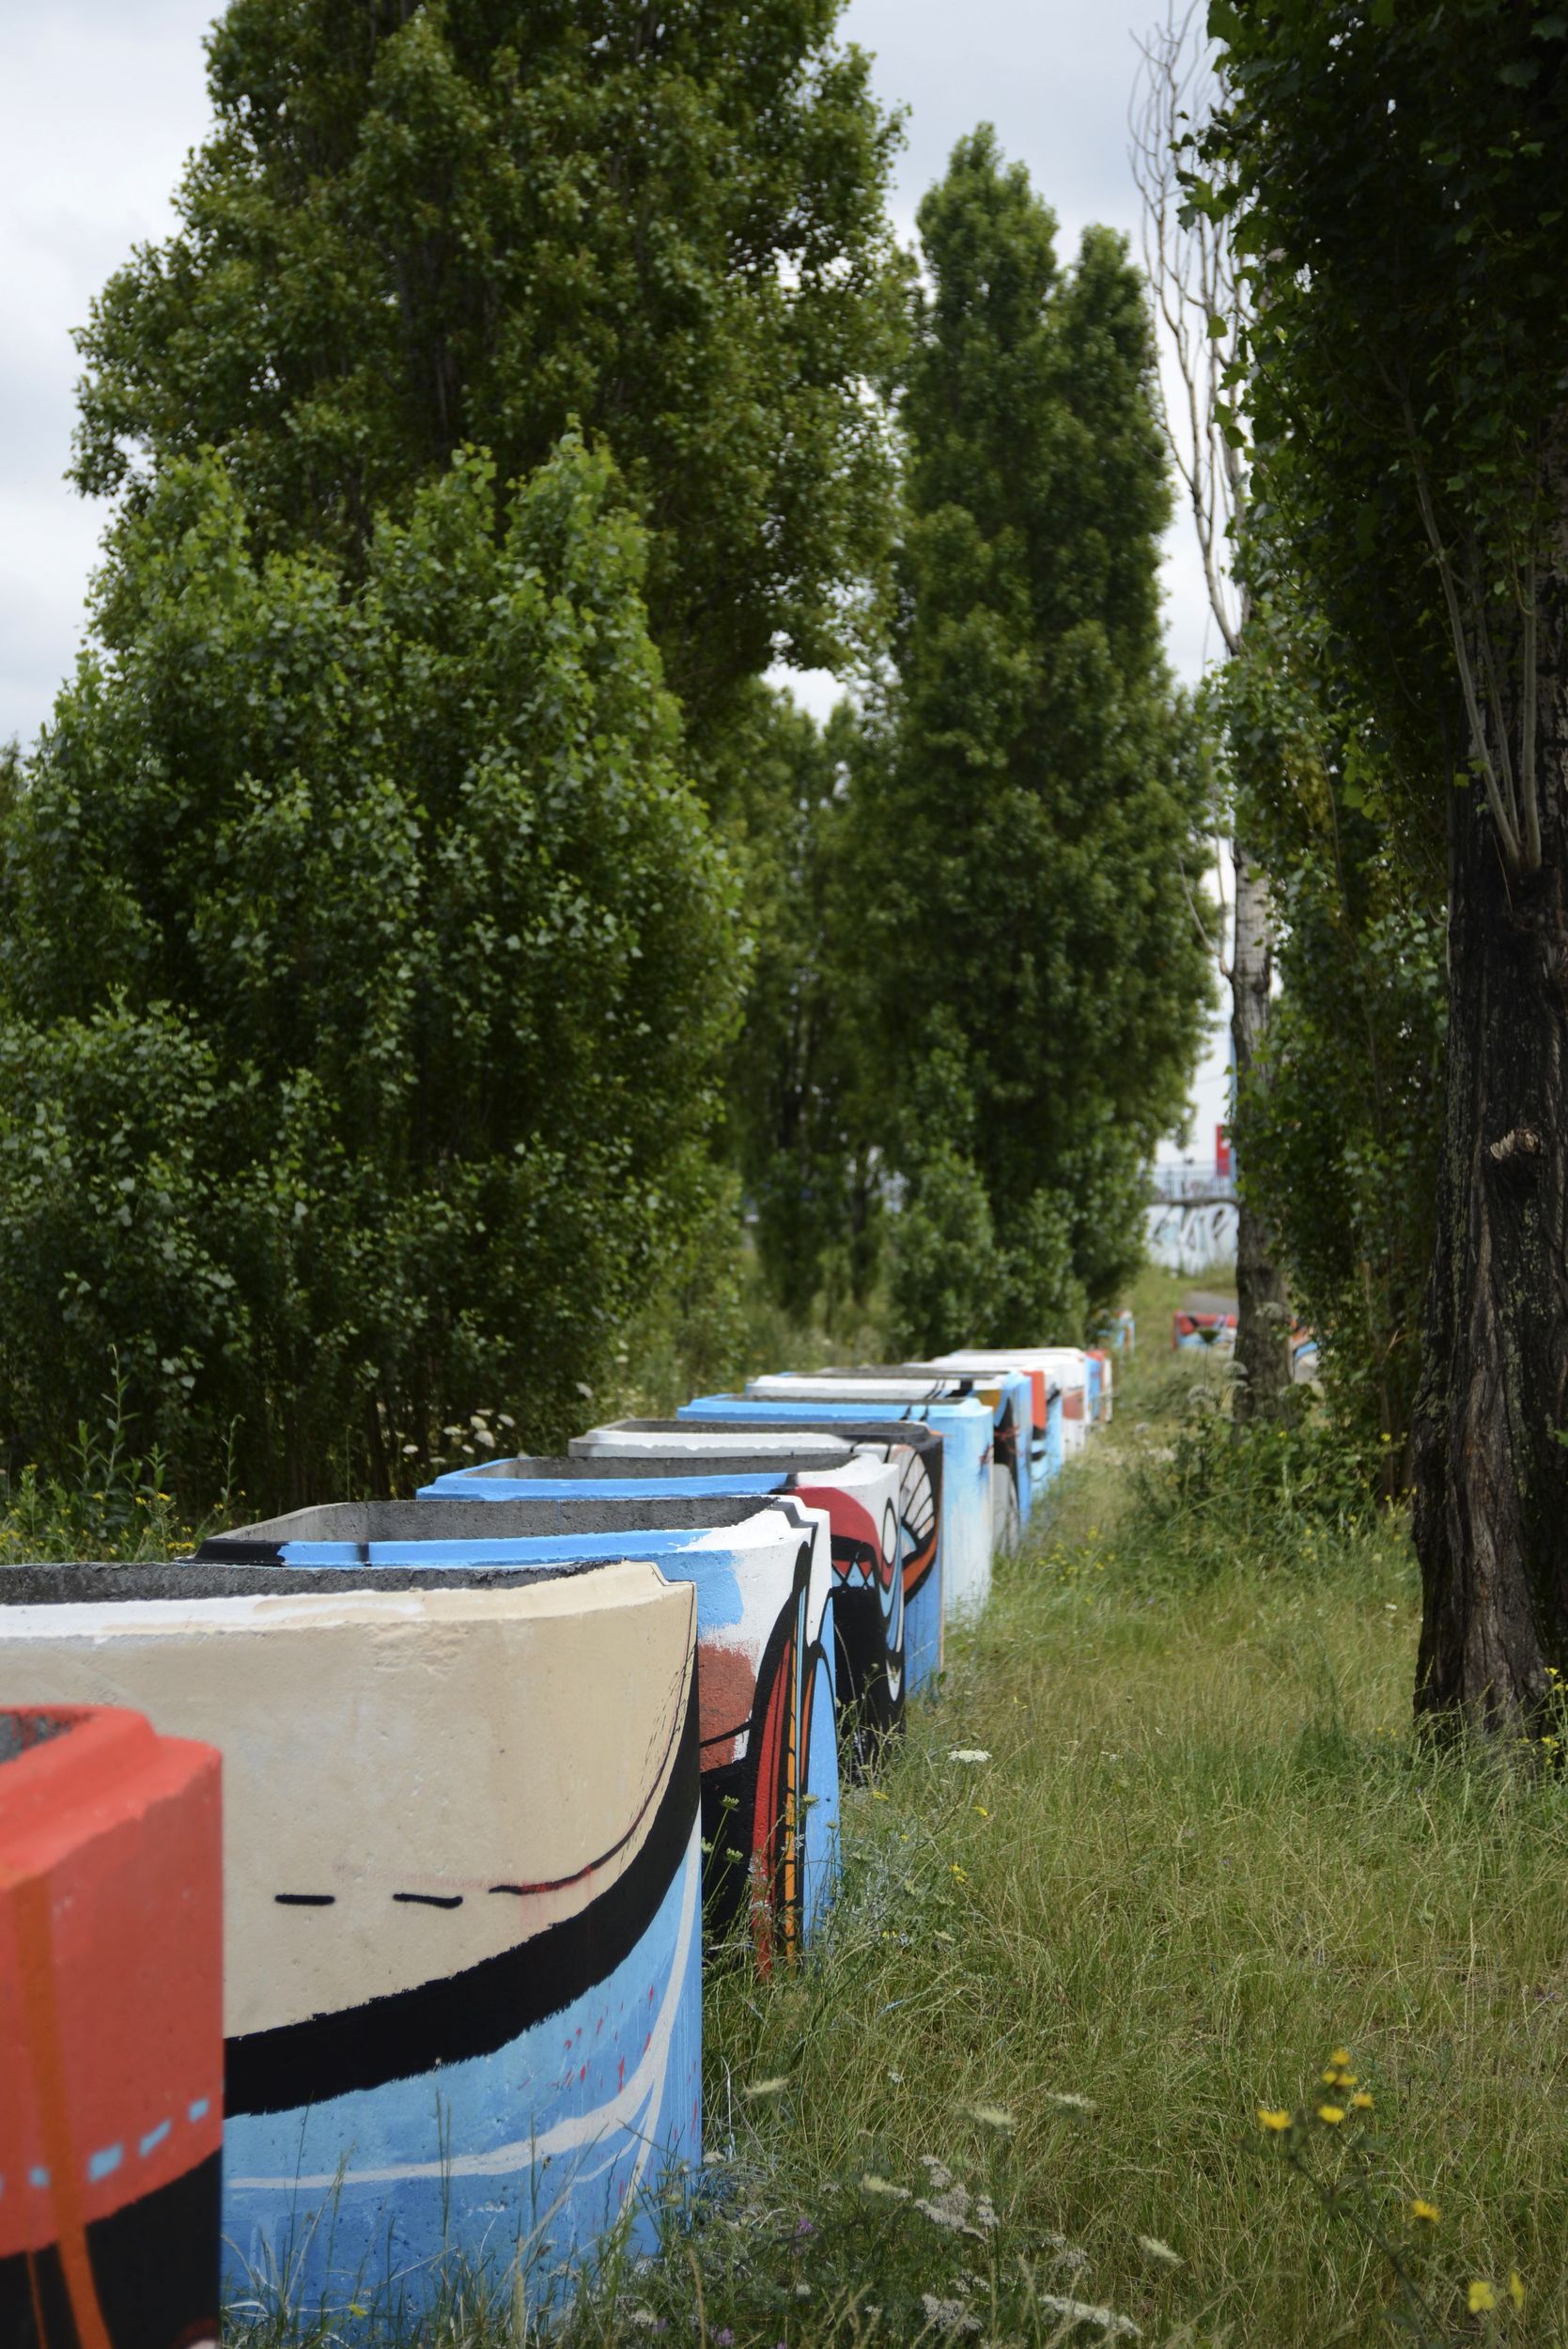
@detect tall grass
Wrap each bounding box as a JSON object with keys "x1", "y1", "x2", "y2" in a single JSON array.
[{"x1": 558, "y1": 1267, "x2": 1567, "y2": 2345}]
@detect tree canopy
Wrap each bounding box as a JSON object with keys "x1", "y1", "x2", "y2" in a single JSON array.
[
  {"x1": 71, "y1": 0, "x2": 907, "y2": 751},
  {"x1": 848, "y1": 129, "x2": 1211, "y2": 1348},
  {"x1": 0, "y1": 436, "x2": 741, "y2": 1507}
]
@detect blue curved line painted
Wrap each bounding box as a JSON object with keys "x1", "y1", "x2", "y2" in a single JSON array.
[
  {"x1": 417, "y1": 1473, "x2": 788, "y2": 1501},
  {"x1": 274, "y1": 1530, "x2": 750, "y2": 1631},
  {"x1": 222, "y1": 1823, "x2": 703, "y2": 2318}
]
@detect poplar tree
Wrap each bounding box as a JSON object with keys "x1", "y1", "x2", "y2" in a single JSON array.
[
  {"x1": 852, "y1": 129, "x2": 1211, "y2": 1349},
  {"x1": 1203, "y1": 0, "x2": 1568, "y2": 1728},
  {"x1": 70, "y1": 0, "x2": 905, "y2": 753}
]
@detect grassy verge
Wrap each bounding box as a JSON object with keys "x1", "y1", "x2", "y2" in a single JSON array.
[{"x1": 559, "y1": 1266, "x2": 1567, "y2": 2347}]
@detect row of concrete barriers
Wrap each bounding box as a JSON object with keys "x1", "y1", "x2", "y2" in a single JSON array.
[{"x1": 0, "y1": 1346, "x2": 1118, "y2": 2341}]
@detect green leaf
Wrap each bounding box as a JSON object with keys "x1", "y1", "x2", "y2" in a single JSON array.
[
  {"x1": 1207, "y1": 314, "x2": 1230, "y2": 338},
  {"x1": 1531, "y1": 12, "x2": 1566, "y2": 38},
  {"x1": 1498, "y1": 57, "x2": 1541, "y2": 84}
]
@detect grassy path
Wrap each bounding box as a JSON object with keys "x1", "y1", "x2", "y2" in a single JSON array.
[{"x1": 578, "y1": 1271, "x2": 1568, "y2": 2346}]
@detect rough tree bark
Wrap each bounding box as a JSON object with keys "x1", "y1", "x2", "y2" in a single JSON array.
[
  {"x1": 1229, "y1": 834, "x2": 1294, "y2": 1423},
  {"x1": 1413, "y1": 589, "x2": 1568, "y2": 1724}
]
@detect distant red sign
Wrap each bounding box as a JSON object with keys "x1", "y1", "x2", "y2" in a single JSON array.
[{"x1": 1216, "y1": 1125, "x2": 1233, "y2": 1179}]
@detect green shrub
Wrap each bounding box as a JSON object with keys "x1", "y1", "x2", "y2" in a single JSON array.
[{"x1": 0, "y1": 437, "x2": 742, "y2": 1509}]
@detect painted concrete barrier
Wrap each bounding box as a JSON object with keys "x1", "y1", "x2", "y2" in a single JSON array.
[
  {"x1": 813, "y1": 1367, "x2": 1035, "y2": 1547},
  {"x1": 197, "y1": 1496, "x2": 840, "y2": 1960},
  {"x1": 920, "y1": 1353, "x2": 1068, "y2": 1502},
  {"x1": 682, "y1": 1392, "x2": 991, "y2": 1628},
  {"x1": 422, "y1": 1452, "x2": 906, "y2": 1768},
  {"x1": 940, "y1": 1349, "x2": 1095, "y2": 1457},
  {"x1": 0, "y1": 1703, "x2": 223, "y2": 2349},
  {"x1": 570, "y1": 1419, "x2": 946, "y2": 1697},
  {"x1": 1173, "y1": 1310, "x2": 1237, "y2": 1350},
  {"x1": 744, "y1": 1373, "x2": 1020, "y2": 1587},
  {"x1": 0, "y1": 1569, "x2": 701, "y2": 2320}
]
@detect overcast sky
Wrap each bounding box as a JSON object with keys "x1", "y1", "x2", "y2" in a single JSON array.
[{"x1": 0, "y1": 0, "x2": 1227, "y2": 1154}]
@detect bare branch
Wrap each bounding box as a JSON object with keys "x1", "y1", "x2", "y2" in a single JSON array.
[{"x1": 1129, "y1": 1, "x2": 1246, "y2": 655}]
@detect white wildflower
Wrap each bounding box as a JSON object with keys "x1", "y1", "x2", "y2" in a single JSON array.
[
  {"x1": 913, "y1": 2159, "x2": 996, "y2": 2239},
  {"x1": 1037, "y1": 2295, "x2": 1140, "y2": 2340},
  {"x1": 947, "y1": 1748, "x2": 991, "y2": 1765},
  {"x1": 920, "y1": 2295, "x2": 981, "y2": 2337}
]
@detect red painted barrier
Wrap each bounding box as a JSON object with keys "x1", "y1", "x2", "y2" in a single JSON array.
[{"x1": 0, "y1": 1704, "x2": 223, "y2": 2349}]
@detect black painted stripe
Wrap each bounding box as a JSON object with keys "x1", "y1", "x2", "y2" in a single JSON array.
[
  {"x1": 225, "y1": 1667, "x2": 698, "y2": 2117},
  {"x1": 273, "y1": 1892, "x2": 335, "y2": 1907},
  {"x1": 392, "y1": 1891, "x2": 464, "y2": 1909}
]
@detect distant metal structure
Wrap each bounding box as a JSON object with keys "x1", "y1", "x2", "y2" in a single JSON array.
[{"x1": 1146, "y1": 1162, "x2": 1237, "y2": 1271}]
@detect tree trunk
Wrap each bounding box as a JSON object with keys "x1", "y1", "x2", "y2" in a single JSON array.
[
  {"x1": 1230, "y1": 833, "x2": 1294, "y2": 1424},
  {"x1": 1413, "y1": 737, "x2": 1568, "y2": 1728}
]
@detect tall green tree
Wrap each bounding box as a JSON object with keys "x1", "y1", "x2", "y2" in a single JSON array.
[
  {"x1": 850, "y1": 128, "x2": 1211, "y2": 1351},
  {"x1": 0, "y1": 438, "x2": 741, "y2": 1509},
  {"x1": 1203, "y1": 0, "x2": 1568, "y2": 1726},
  {"x1": 724, "y1": 687, "x2": 880, "y2": 1314},
  {"x1": 70, "y1": 0, "x2": 905, "y2": 753},
  {"x1": 1217, "y1": 597, "x2": 1446, "y2": 1485}
]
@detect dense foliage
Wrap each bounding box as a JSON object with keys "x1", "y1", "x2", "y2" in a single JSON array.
[
  {"x1": 1219, "y1": 602, "x2": 1445, "y2": 1485},
  {"x1": 1203, "y1": 1, "x2": 1568, "y2": 1719},
  {"x1": 71, "y1": 0, "x2": 906, "y2": 753},
  {"x1": 848, "y1": 130, "x2": 1211, "y2": 1351},
  {"x1": 0, "y1": 438, "x2": 741, "y2": 1508},
  {"x1": 723, "y1": 688, "x2": 882, "y2": 1316}
]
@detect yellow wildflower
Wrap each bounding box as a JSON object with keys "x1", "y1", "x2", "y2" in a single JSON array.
[
  {"x1": 1411, "y1": 2199, "x2": 1440, "y2": 2225},
  {"x1": 1328, "y1": 2047, "x2": 1352, "y2": 2068},
  {"x1": 1509, "y1": 2272, "x2": 1526, "y2": 2310},
  {"x1": 1467, "y1": 2280, "x2": 1496, "y2": 2316},
  {"x1": 1316, "y1": 2104, "x2": 1345, "y2": 2125},
  {"x1": 1257, "y1": 2108, "x2": 1292, "y2": 2132},
  {"x1": 1351, "y1": 2091, "x2": 1374, "y2": 2110}
]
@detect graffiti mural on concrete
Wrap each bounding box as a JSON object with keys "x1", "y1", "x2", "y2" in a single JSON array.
[
  {"x1": 0, "y1": 1703, "x2": 223, "y2": 2349},
  {"x1": 0, "y1": 1310, "x2": 1130, "y2": 2338},
  {"x1": 576, "y1": 1420, "x2": 947, "y2": 1700},
  {"x1": 922, "y1": 1351, "x2": 1071, "y2": 1501},
  {"x1": 426, "y1": 1451, "x2": 906, "y2": 1772},
  {"x1": 1145, "y1": 1198, "x2": 1238, "y2": 1274},
  {"x1": 0, "y1": 1573, "x2": 702, "y2": 2319},
  {"x1": 811, "y1": 1368, "x2": 1035, "y2": 1550},
  {"x1": 680, "y1": 1392, "x2": 991, "y2": 1629},
  {"x1": 197, "y1": 1495, "x2": 840, "y2": 1960}
]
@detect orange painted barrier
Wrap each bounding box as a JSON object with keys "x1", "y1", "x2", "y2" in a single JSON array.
[{"x1": 0, "y1": 1704, "x2": 222, "y2": 2349}]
